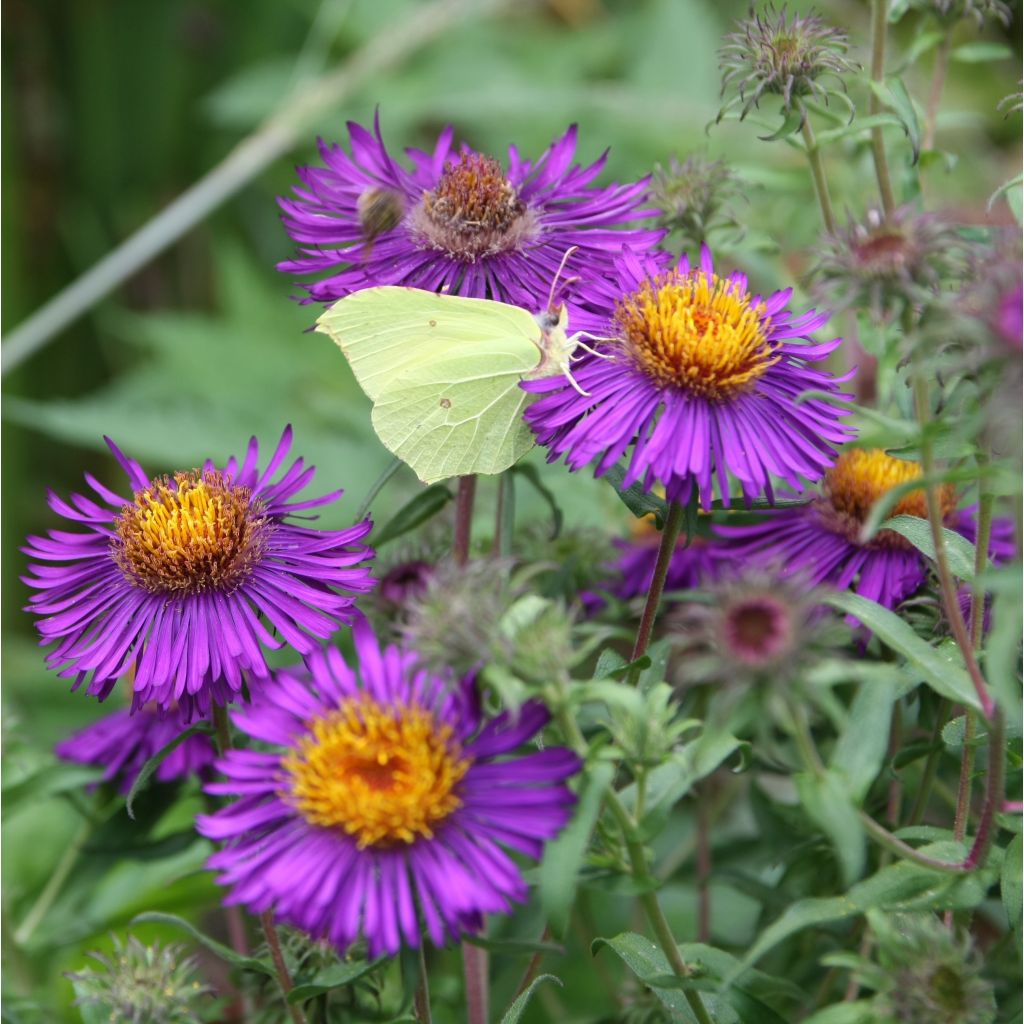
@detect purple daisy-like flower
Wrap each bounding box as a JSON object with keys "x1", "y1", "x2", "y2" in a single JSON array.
[
  {"x1": 522, "y1": 245, "x2": 854, "y2": 509},
  {"x1": 197, "y1": 624, "x2": 580, "y2": 957},
  {"x1": 715, "y1": 448, "x2": 1015, "y2": 610},
  {"x1": 56, "y1": 703, "x2": 215, "y2": 795},
  {"x1": 608, "y1": 519, "x2": 718, "y2": 602},
  {"x1": 23, "y1": 427, "x2": 374, "y2": 715},
  {"x1": 278, "y1": 116, "x2": 662, "y2": 326}
]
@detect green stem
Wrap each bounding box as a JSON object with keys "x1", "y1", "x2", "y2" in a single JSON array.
[
  {"x1": 453, "y1": 476, "x2": 477, "y2": 567},
  {"x1": 868, "y1": 0, "x2": 897, "y2": 217},
  {"x1": 911, "y1": 374, "x2": 994, "y2": 719},
  {"x1": 414, "y1": 945, "x2": 433, "y2": 1024},
  {"x1": 800, "y1": 115, "x2": 837, "y2": 235},
  {"x1": 212, "y1": 704, "x2": 233, "y2": 757},
  {"x1": 260, "y1": 911, "x2": 306, "y2": 1024},
  {"x1": 907, "y1": 698, "x2": 951, "y2": 825},
  {"x1": 14, "y1": 815, "x2": 94, "y2": 945},
  {"x1": 494, "y1": 472, "x2": 515, "y2": 558},
  {"x1": 922, "y1": 33, "x2": 953, "y2": 152},
  {"x1": 628, "y1": 501, "x2": 685, "y2": 682}
]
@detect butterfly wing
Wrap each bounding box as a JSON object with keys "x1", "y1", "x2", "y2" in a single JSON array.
[
  {"x1": 315, "y1": 286, "x2": 540, "y2": 402},
  {"x1": 371, "y1": 343, "x2": 541, "y2": 484}
]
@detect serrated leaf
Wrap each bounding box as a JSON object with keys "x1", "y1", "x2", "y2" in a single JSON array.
[
  {"x1": 126, "y1": 722, "x2": 214, "y2": 820},
  {"x1": 876, "y1": 515, "x2": 978, "y2": 579},
  {"x1": 540, "y1": 762, "x2": 614, "y2": 937},
  {"x1": 131, "y1": 912, "x2": 276, "y2": 977},
  {"x1": 822, "y1": 592, "x2": 980, "y2": 710},
  {"x1": 499, "y1": 974, "x2": 562, "y2": 1024},
  {"x1": 372, "y1": 483, "x2": 452, "y2": 546}
]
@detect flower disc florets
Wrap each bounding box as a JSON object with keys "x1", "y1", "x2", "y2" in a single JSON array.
[{"x1": 719, "y1": 4, "x2": 858, "y2": 121}]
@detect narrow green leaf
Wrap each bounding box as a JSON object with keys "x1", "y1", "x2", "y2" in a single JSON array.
[
  {"x1": 1001, "y1": 834, "x2": 1022, "y2": 940},
  {"x1": 760, "y1": 108, "x2": 804, "y2": 142},
  {"x1": 603, "y1": 464, "x2": 667, "y2": 526},
  {"x1": 885, "y1": 77, "x2": 922, "y2": 162},
  {"x1": 831, "y1": 682, "x2": 896, "y2": 802},
  {"x1": 794, "y1": 771, "x2": 865, "y2": 886},
  {"x1": 372, "y1": 483, "x2": 452, "y2": 546},
  {"x1": 511, "y1": 463, "x2": 563, "y2": 539},
  {"x1": 951, "y1": 41, "x2": 1013, "y2": 63},
  {"x1": 499, "y1": 974, "x2": 562, "y2": 1024},
  {"x1": 876, "y1": 515, "x2": 978, "y2": 579},
  {"x1": 592, "y1": 933, "x2": 700, "y2": 1021},
  {"x1": 815, "y1": 113, "x2": 902, "y2": 146},
  {"x1": 1, "y1": 762, "x2": 104, "y2": 820},
  {"x1": 131, "y1": 912, "x2": 276, "y2": 976},
  {"x1": 822, "y1": 592, "x2": 980, "y2": 710},
  {"x1": 126, "y1": 722, "x2": 214, "y2": 820},
  {"x1": 356, "y1": 457, "x2": 403, "y2": 520},
  {"x1": 288, "y1": 957, "x2": 386, "y2": 1002},
  {"x1": 540, "y1": 762, "x2": 614, "y2": 936}
]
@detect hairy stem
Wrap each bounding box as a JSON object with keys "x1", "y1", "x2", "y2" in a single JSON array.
[
  {"x1": 868, "y1": 0, "x2": 898, "y2": 217},
  {"x1": 628, "y1": 501, "x2": 685, "y2": 679},
  {"x1": 462, "y1": 942, "x2": 489, "y2": 1024},
  {"x1": 801, "y1": 115, "x2": 837, "y2": 235},
  {"x1": 923, "y1": 33, "x2": 954, "y2": 152},
  {"x1": 0, "y1": 0, "x2": 511, "y2": 376},
  {"x1": 260, "y1": 911, "x2": 306, "y2": 1024},
  {"x1": 414, "y1": 945, "x2": 433, "y2": 1024},
  {"x1": 453, "y1": 476, "x2": 477, "y2": 567}
]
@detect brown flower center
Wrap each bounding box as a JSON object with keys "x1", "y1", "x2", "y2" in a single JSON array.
[
  {"x1": 409, "y1": 152, "x2": 538, "y2": 261},
  {"x1": 114, "y1": 471, "x2": 272, "y2": 594}
]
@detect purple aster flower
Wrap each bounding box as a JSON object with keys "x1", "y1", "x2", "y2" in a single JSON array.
[
  {"x1": 56, "y1": 703, "x2": 215, "y2": 795},
  {"x1": 278, "y1": 116, "x2": 662, "y2": 326},
  {"x1": 23, "y1": 427, "x2": 374, "y2": 715},
  {"x1": 522, "y1": 245, "x2": 854, "y2": 509},
  {"x1": 715, "y1": 448, "x2": 1014, "y2": 610},
  {"x1": 197, "y1": 624, "x2": 580, "y2": 957},
  {"x1": 608, "y1": 518, "x2": 718, "y2": 602}
]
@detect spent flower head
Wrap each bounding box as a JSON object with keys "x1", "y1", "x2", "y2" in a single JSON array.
[
  {"x1": 812, "y1": 206, "x2": 972, "y2": 321},
  {"x1": 718, "y1": 4, "x2": 858, "y2": 124},
  {"x1": 908, "y1": 0, "x2": 1011, "y2": 26},
  {"x1": 66, "y1": 935, "x2": 214, "y2": 1024},
  {"x1": 650, "y1": 155, "x2": 746, "y2": 250}
]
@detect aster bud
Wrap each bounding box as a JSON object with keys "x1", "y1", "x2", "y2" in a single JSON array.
[
  {"x1": 718, "y1": 4, "x2": 859, "y2": 125},
  {"x1": 906, "y1": 0, "x2": 1011, "y2": 27},
  {"x1": 649, "y1": 155, "x2": 745, "y2": 250},
  {"x1": 66, "y1": 935, "x2": 214, "y2": 1024},
  {"x1": 811, "y1": 206, "x2": 972, "y2": 320}
]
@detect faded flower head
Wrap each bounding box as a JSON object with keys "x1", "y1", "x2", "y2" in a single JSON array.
[
  {"x1": 718, "y1": 4, "x2": 858, "y2": 122},
  {"x1": 650, "y1": 155, "x2": 745, "y2": 249},
  {"x1": 962, "y1": 230, "x2": 1023, "y2": 353},
  {"x1": 909, "y1": 0, "x2": 1011, "y2": 26},
  {"x1": 813, "y1": 206, "x2": 971, "y2": 320},
  {"x1": 864, "y1": 912, "x2": 997, "y2": 1024},
  {"x1": 66, "y1": 934, "x2": 213, "y2": 1024},
  {"x1": 278, "y1": 115, "x2": 662, "y2": 332}
]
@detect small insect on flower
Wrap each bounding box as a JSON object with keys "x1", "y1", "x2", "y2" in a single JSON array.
[
  {"x1": 522, "y1": 244, "x2": 854, "y2": 509},
  {"x1": 23, "y1": 427, "x2": 375, "y2": 714},
  {"x1": 716, "y1": 448, "x2": 1015, "y2": 610},
  {"x1": 278, "y1": 115, "x2": 661, "y2": 313},
  {"x1": 718, "y1": 4, "x2": 859, "y2": 125},
  {"x1": 315, "y1": 249, "x2": 609, "y2": 484},
  {"x1": 197, "y1": 622, "x2": 581, "y2": 957}
]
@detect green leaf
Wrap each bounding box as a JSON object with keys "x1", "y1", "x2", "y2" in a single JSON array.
[
  {"x1": 372, "y1": 483, "x2": 452, "y2": 546},
  {"x1": 126, "y1": 722, "x2": 214, "y2": 820},
  {"x1": 794, "y1": 771, "x2": 865, "y2": 886},
  {"x1": 822, "y1": 592, "x2": 980, "y2": 710},
  {"x1": 815, "y1": 113, "x2": 902, "y2": 146},
  {"x1": 603, "y1": 464, "x2": 667, "y2": 526},
  {"x1": 1002, "y1": 834, "x2": 1022, "y2": 941},
  {"x1": 951, "y1": 41, "x2": 1013, "y2": 63},
  {"x1": 539, "y1": 762, "x2": 614, "y2": 936},
  {"x1": 760, "y1": 108, "x2": 804, "y2": 142},
  {"x1": 131, "y1": 912, "x2": 276, "y2": 977},
  {"x1": 1, "y1": 762, "x2": 104, "y2": 820},
  {"x1": 885, "y1": 77, "x2": 921, "y2": 162},
  {"x1": 511, "y1": 463, "x2": 563, "y2": 539},
  {"x1": 499, "y1": 974, "x2": 562, "y2": 1024},
  {"x1": 875, "y1": 515, "x2": 978, "y2": 579},
  {"x1": 287, "y1": 957, "x2": 386, "y2": 1002},
  {"x1": 462, "y1": 935, "x2": 565, "y2": 957},
  {"x1": 800, "y1": 1003, "x2": 877, "y2": 1024},
  {"x1": 831, "y1": 681, "x2": 896, "y2": 802}
]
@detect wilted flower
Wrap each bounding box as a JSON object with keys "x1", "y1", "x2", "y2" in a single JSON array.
[
  {"x1": 812, "y1": 206, "x2": 971, "y2": 320},
  {"x1": 716, "y1": 448, "x2": 1013, "y2": 610},
  {"x1": 23, "y1": 427, "x2": 374, "y2": 715},
  {"x1": 66, "y1": 934, "x2": 213, "y2": 1024},
  {"x1": 859, "y1": 911, "x2": 997, "y2": 1024},
  {"x1": 278, "y1": 115, "x2": 662, "y2": 329},
  {"x1": 650, "y1": 155, "x2": 745, "y2": 249},
  {"x1": 56, "y1": 702, "x2": 215, "y2": 794},
  {"x1": 197, "y1": 623, "x2": 580, "y2": 957},
  {"x1": 523, "y1": 244, "x2": 853, "y2": 509},
  {"x1": 718, "y1": 5, "x2": 858, "y2": 123}
]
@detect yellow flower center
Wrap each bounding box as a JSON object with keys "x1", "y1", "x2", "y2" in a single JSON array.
[
  {"x1": 114, "y1": 471, "x2": 271, "y2": 594},
  {"x1": 283, "y1": 697, "x2": 472, "y2": 848},
  {"x1": 820, "y1": 449, "x2": 957, "y2": 544},
  {"x1": 410, "y1": 152, "x2": 537, "y2": 261},
  {"x1": 613, "y1": 271, "x2": 779, "y2": 400}
]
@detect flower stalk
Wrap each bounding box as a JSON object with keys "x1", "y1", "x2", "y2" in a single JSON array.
[
  {"x1": 260, "y1": 911, "x2": 306, "y2": 1024},
  {"x1": 868, "y1": 0, "x2": 897, "y2": 217},
  {"x1": 801, "y1": 114, "x2": 837, "y2": 234}
]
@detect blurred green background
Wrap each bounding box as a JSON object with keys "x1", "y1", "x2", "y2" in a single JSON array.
[{"x1": 2, "y1": 0, "x2": 1018, "y2": 1018}]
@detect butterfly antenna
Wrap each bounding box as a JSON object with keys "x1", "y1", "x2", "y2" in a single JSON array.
[{"x1": 547, "y1": 245, "x2": 580, "y2": 311}]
